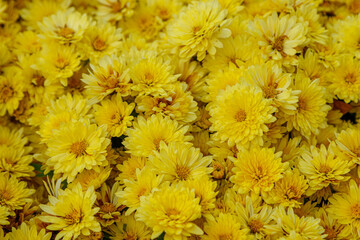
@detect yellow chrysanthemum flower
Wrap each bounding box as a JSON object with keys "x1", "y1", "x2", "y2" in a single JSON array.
[
  {"x1": 35, "y1": 42, "x2": 82, "y2": 86},
  {"x1": 327, "y1": 180, "x2": 360, "y2": 238},
  {"x1": 149, "y1": 142, "x2": 212, "y2": 181},
  {"x1": 265, "y1": 206, "x2": 325, "y2": 239},
  {"x1": 236, "y1": 196, "x2": 274, "y2": 239},
  {"x1": 94, "y1": 94, "x2": 135, "y2": 137},
  {"x1": 69, "y1": 167, "x2": 111, "y2": 191},
  {"x1": 244, "y1": 62, "x2": 300, "y2": 115},
  {"x1": 328, "y1": 54, "x2": 360, "y2": 103},
  {"x1": 334, "y1": 126, "x2": 360, "y2": 166},
  {"x1": 20, "y1": 0, "x2": 71, "y2": 30},
  {"x1": 147, "y1": 0, "x2": 182, "y2": 21},
  {"x1": 45, "y1": 119, "x2": 110, "y2": 182},
  {"x1": 299, "y1": 144, "x2": 351, "y2": 192},
  {"x1": 167, "y1": 0, "x2": 232, "y2": 61},
  {"x1": 38, "y1": 8, "x2": 89, "y2": 44},
  {"x1": 0, "y1": 205, "x2": 10, "y2": 225},
  {"x1": 0, "y1": 145, "x2": 34, "y2": 178},
  {"x1": 116, "y1": 155, "x2": 147, "y2": 183},
  {"x1": 6, "y1": 222, "x2": 52, "y2": 240},
  {"x1": 203, "y1": 213, "x2": 248, "y2": 240},
  {"x1": 13, "y1": 30, "x2": 42, "y2": 56},
  {"x1": 135, "y1": 82, "x2": 198, "y2": 123},
  {"x1": 79, "y1": 22, "x2": 123, "y2": 62},
  {"x1": 117, "y1": 167, "x2": 163, "y2": 215},
  {"x1": 0, "y1": 67, "x2": 24, "y2": 116},
  {"x1": 97, "y1": 0, "x2": 137, "y2": 22},
  {"x1": 81, "y1": 54, "x2": 131, "y2": 104},
  {"x1": 283, "y1": 77, "x2": 331, "y2": 138},
  {"x1": 130, "y1": 50, "x2": 179, "y2": 97},
  {"x1": 0, "y1": 126, "x2": 28, "y2": 149},
  {"x1": 0, "y1": 172, "x2": 35, "y2": 213},
  {"x1": 123, "y1": 114, "x2": 193, "y2": 157},
  {"x1": 136, "y1": 184, "x2": 203, "y2": 240},
  {"x1": 107, "y1": 213, "x2": 151, "y2": 240},
  {"x1": 229, "y1": 146, "x2": 288, "y2": 194},
  {"x1": 208, "y1": 83, "x2": 276, "y2": 147},
  {"x1": 248, "y1": 12, "x2": 306, "y2": 64},
  {"x1": 315, "y1": 208, "x2": 352, "y2": 240},
  {"x1": 262, "y1": 169, "x2": 308, "y2": 208},
  {"x1": 39, "y1": 184, "x2": 101, "y2": 240}
]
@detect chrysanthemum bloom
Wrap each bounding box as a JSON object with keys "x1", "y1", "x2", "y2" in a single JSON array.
[
  {"x1": 244, "y1": 62, "x2": 300, "y2": 115},
  {"x1": 130, "y1": 50, "x2": 179, "y2": 97},
  {"x1": 208, "y1": 83, "x2": 276, "y2": 147},
  {"x1": 283, "y1": 77, "x2": 330, "y2": 138},
  {"x1": 47, "y1": 94, "x2": 92, "y2": 120},
  {"x1": 328, "y1": 54, "x2": 360, "y2": 103},
  {"x1": 94, "y1": 94, "x2": 134, "y2": 137},
  {"x1": 248, "y1": 12, "x2": 306, "y2": 64},
  {"x1": 39, "y1": 184, "x2": 100, "y2": 240},
  {"x1": 116, "y1": 156, "x2": 147, "y2": 183},
  {"x1": 69, "y1": 167, "x2": 111, "y2": 191},
  {"x1": 135, "y1": 82, "x2": 198, "y2": 123},
  {"x1": 265, "y1": 206, "x2": 325, "y2": 239},
  {"x1": 147, "y1": 0, "x2": 182, "y2": 21},
  {"x1": 149, "y1": 142, "x2": 212, "y2": 181},
  {"x1": 262, "y1": 169, "x2": 308, "y2": 208},
  {"x1": 167, "y1": 0, "x2": 232, "y2": 61},
  {"x1": 38, "y1": 8, "x2": 89, "y2": 44},
  {"x1": 123, "y1": 114, "x2": 193, "y2": 157},
  {"x1": 0, "y1": 173, "x2": 35, "y2": 213},
  {"x1": 136, "y1": 184, "x2": 203, "y2": 240},
  {"x1": 203, "y1": 213, "x2": 248, "y2": 240},
  {"x1": 95, "y1": 182, "x2": 125, "y2": 227},
  {"x1": 79, "y1": 22, "x2": 123, "y2": 62},
  {"x1": 178, "y1": 176, "x2": 217, "y2": 220},
  {"x1": 327, "y1": 180, "x2": 360, "y2": 238},
  {"x1": 13, "y1": 30, "x2": 42, "y2": 56},
  {"x1": 35, "y1": 42, "x2": 82, "y2": 86},
  {"x1": 81, "y1": 55, "x2": 131, "y2": 104},
  {"x1": 97, "y1": 0, "x2": 137, "y2": 22},
  {"x1": 107, "y1": 213, "x2": 151, "y2": 240},
  {"x1": 299, "y1": 144, "x2": 351, "y2": 192},
  {"x1": 0, "y1": 67, "x2": 24, "y2": 116},
  {"x1": 236, "y1": 196, "x2": 274, "y2": 239},
  {"x1": 45, "y1": 119, "x2": 110, "y2": 182},
  {"x1": 6, "y1": 222, "x2": 52, "y2": 240},
  {"x1": 0, "y1": 205, "x2": 10, "y2": 225},
  {"x1": 334, "y1": 126, "x2": 360, "y2": 167},
  {"x1": 117, "y1": 167, "x2": 163, "y2": 216},
  {"x1": 229, "y1": 146, "x2": 288, "y2": 194},
  {"x1": 0, "y1": 126, "x2": 28, "y2": 149},
  {"x1": 0, "y1": 145, "x2": 34, "y2": 178},
  {"x1": 315, "y1": 208, "x2": 352, "y2": 240}
]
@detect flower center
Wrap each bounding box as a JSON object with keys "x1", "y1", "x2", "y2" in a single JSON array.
[
  {"x1": 0, "y1": 85, "x2": 14, "y2": 103},
  {"x1": 319, "y1": 164, "x2": 332, "y2": 173},
  {"x1": 153, "y1": 137, "x2": 164, "y2": 151},
  {"x1": 345, "y1": 73, "x2": 357, "y2": 84},
  {"x1": 100, "y1": 203, "x2": 117, "y2": 213},
  {"x1": 218, "y1": 234, "x2": 233, "y2": 240},
  {"x1": 137, "y1": 187, "x2": 147, "y2": 197},
  {"x1": 55, "y1": 57, "x2": 69, "y2": 69},
  {"x1": 58, "y1": 26, "x2": 75, "y2": 39},
  {"x1": 273, "y1": 35, "x2": 287, "y2": 52},
  {"x1": 212, "y1": 162, "x2": 225, "y2": 179},
  {"x1": 111, "y1": 1, "x2": 124, "y2": 13},
  {"x1": 70, "y1": 140, "x2": 88, "y2": 156},
  {"x1": 34, "y1": 75, "x2": 45, "y2": 87},
  {"x1": 351, "y1": 203, "x2": 360, "y2": 219},
  {"x1": 144, "y1": 72, "x2": 154, "y2": 84},
  {"x1": 235, "y1": 109, "x2": 246, "y2": 122},
  {"x1": 298, "y1": 97, "x2": 307, "y2": 111},
  {"x1": 167, "y1": 208, "x2": 180, "y2": 217},
  {"x1": 159, "y1": 8, "x2": 170, "y2": 20},
  {"x1": 93, "y1": 37, "x2": 107, "y2": 51},
  {"x1": 248, "y1": 218, "x2": 264, "y2": 233},
  {"x1": 176, "y1": 165, "x2": 190, "y2": 180},
  {"x1": 263, "y1": 82, "x2": 278, "y2": 98},
  {"x1": 324, "y1": 225, "x2": 340, "y2": 240},
  {"x1": 65, "y1": 209, "x2": 83, "y2": 225},
  {"x1": 110, "y1": 112, "x2": 123, "y2": 124},
  {"x1": 123, "y1": 233, "x2": 137, "y2": 240},
  {"x1": 193, "y1": 26, "x2": 202, "y2": 34},
  {"x1": 0, "y1": 190, "x2": 12, "y2": 204},
  {"x1": 285, "y1": 185, "x2": 301, "y2": 200}
]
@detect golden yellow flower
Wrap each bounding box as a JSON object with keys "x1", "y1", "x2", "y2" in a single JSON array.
[
  {"x1": 68, "y1": 167, "x2": 111, "y2": 191},
  {"x1": 6, "y1": 222, "x2": 52, "y2": 240},
  {"x1": 81, "y1": 54, "x2": 131, "y2": 104},
  {"x1": 0, "y1": 126, "x2": 28, "y2": 149},
  {"x1": 116, "y1": 155, "x2": 147, "y2": 183},
  {"x1": 107, "y1": 213, "x2": 151, "y2": 240},
  {"x1": 97, "y1": 0, "x2": 137, "y2": 22},
  {"x1": 0, "y1": 145, "x2": 34, "y2": 178},
  {"x1": 147, "y1": 0, "x2": 182, "y2": 21},
  {"x1": 149, "y1": 142, "x2": 212, "y2": 182},
  {"x1": 229, "y1": 146, "x2": 288, "y2": 194},
  {"x1": 39, "y1": 184, "x2": 101, "y2": 240},
  {"x1": 299, "y1": 144, "x2": 351, "y2": 192},
  {"x1": 315, "y1": 208, "x2": 352, "y2": 240},
  {"x1": 0, "y1": 67, "x2": 24, "y2": 116},
  {"x1": 167, "y1": 0, "x2": 232, "y2": 61},
  {"x1": 123, "y1": 114, "x2": 193, "y2": 157},
  {"x1": 45, "y1": 119, "x2": 110, "y2": 182},
  {"x1": 334, "y1": 126, "x2": 360, "y2": 166},
  {"x1": 94, "y1": 94, "x2": 135, "y2": 137},
  {"x1": 208, "y1": 83, "x2": 276, "y2": 147},
  {"x1": 203, "y1": 213, "x2": 248, "y2": 240},
  {"x1": 136, "y1": 184, "x2": 203, "y2": 239}
]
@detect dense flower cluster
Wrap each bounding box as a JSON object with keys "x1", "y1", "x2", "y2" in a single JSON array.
[{"x1": 1, "y1": 0, "x2": 360, "y2": 239}]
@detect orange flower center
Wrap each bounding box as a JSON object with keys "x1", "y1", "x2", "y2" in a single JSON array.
[
  {"x1": 0, "y1": 85, "x2": 14, "y2": 103},
  {"x1": 248, "y1": 219, "x2": 264, "y2": 233},
  {"x1": 345, "y1": 73, "x2": 357, "y2": 84},
  {"x1": 176, "y1": 165, "x2": 190, "y2": 180},
  {"x1": 235, "y1": 109, "x2": 247, "y2": 122},
  {"x1": 55, "y1": 57, "x2": 69, "y2": 69},
  {"x1": 100, "y1": 203, "x2": 117, "y2": 213},
  {"x1": 70, "y1": 140, "x2": 88, "y2": 156},
  {"x1": 167, "y1": 208, "x2": 180, "y2": 217},
  {"x1": 218, "y1": 234, "x2": 233, "y2": 240},
  {"x1": 324, "y1": 225, "x2": 341, "y2": 240},
  {"x1": 351, "y1": 203, "x2": 360, "y2": 219},
  {"x1": 110, "y1": 111, "x2": 123, "y2": 124},
  {"x1": 319, "y1": 164, "x2": 332, "y2": 173},
  {"x1": 58, "y1": 26, "x2": 75, "y2": 39},
  {"x1": 65, "y1": 209, "x2": 83, "y2": 225},
  {"x1": 263, "y1": 82, "x2": 278, "y2": 98},
  {"x1": 273, "y1": 35, "x2": 287, "y2": 53},
  {"x1": 285, "y1": 185, "x2": 301, "y2": 200},
  {"x1": 123, "y1": 233, "x2": 137, "y2": 240},
  {"x1": 93, "y1": 37, "x2": 107, "y2": 51},
  {"x1": 298, "y1": 97, "x2": 307, "y2": 111},
  {"x1": 111, "y1": 1, "x2": 124, "y2": 13},
  {"x1": 0, "y1": 190, "x2": 12, "y2": 203},
  {"x1": 137, "y1": 187, "x2": 147, "y2": 197}
]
